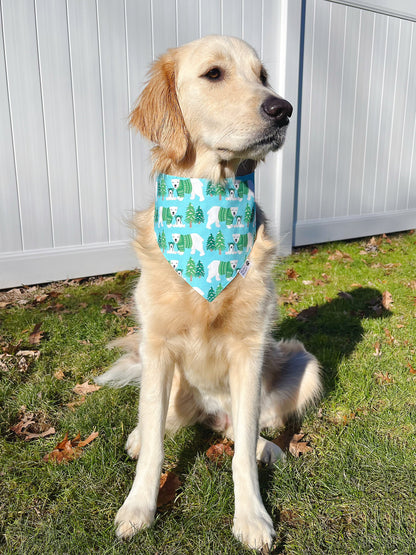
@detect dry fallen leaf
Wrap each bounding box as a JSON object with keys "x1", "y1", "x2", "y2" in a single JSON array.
[
  {"x1": 407, "y1": 363, "x2": 416, "y2": 375},
  {"x1": 72, "y1": 381, "x2": 101, "y2": 395},
  {"x1": 374, "y1": 371, "x2": 394, "y2": 385},
  {"x1": 104, "y1": 293, "x2": 123, "y2": 303},
  {"x1": 16, "y1": 349, "x2": 40, "y2": 359},
  {"x1": 126, "y1": 326, "x2": 140, "y2": 335},
  {"x1": 279, "y1": 291, "x2": 300, "y2": 305},
  {"x1": 288, "y1": 433, "x2": 313, "y2": 457},
  {"x1": 206, "y1": 439, "x2": 234, "y2": 464},
  {"x1": 363, "y1": 236, "x2": 381, "y2": 253},
  {"x1": 3, "y1": 340, "x2": 22, "y2": 355},
  {"x1": 29, "y1": 323, "x2": 44, "y2": 345},
  {"x1": 54, "y1": 369, "x2": 65, "y2": 380},
  {"x1": 0, "y1": 349, "x2": 40, "y2": 373},
  {"x1": 285, "y1": 268, "x2": 299, "y2": 280},
  {"x1": 384, "y1": 328, "x2": 399, "y2": 345},
  {"x1": 382, "y1": 291, "x2": 393, "y2": 310},
  {"x1": 101, "y1": 304, "x2": 116, "y2": 314},
  {"x1": 373, "y1": 341, "x2": 382, "y2": 357},
  {"x1": 115, "y1": 304, "x2": 132, "y2": 316},
  {"x1": 279, "y1": 509, "x2": 304, "y2": 528},
  {"x1": 331, "y1": 412, "x2": 357, "y2": 426},
  {"x1": 66, "y1": 396, "x2": 86, "y2": 411},
  {"x1": 272, "y1": 429, "x2": 297, "y2": 452},
  {"x1": 157, "y1": 472, "x2": 181, "y2": 507},
  {"x1": 24, "y1": 427, "x2": 56, "y2": 441},
  {"x1": 34, "y1": 293, "x2": 49, "y2": 303},
  {"x1": 328, "y1": 249, "x2": 353, "y2": 262},
  {"x1": 287, "y1": 307, "x2": 300, "y2": 318},
  {"x1": 10, "y1": 407, "x2": 56, "y2": 441},
  {"x1": 43, "y1": 431, "x2": 99, "y2": 463}
]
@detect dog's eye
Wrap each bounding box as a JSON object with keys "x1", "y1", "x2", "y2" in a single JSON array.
[
  {"x1": 203, "y1": 67, "x2": 223, "y2": 81},
  {"x1": 260, "y1": 68, "x2": 268, "y2": 86}
]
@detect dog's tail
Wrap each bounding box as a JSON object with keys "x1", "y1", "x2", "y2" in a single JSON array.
[{"x1": 94, "y1": 334, "x2": 142, "y2": 387}]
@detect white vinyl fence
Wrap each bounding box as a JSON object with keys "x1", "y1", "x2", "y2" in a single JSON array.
[
  {"x1": 295, "y1": 0, "x2": 416, "y2": 245},
  {"x1": 1, "y1": 0, "x2": 415, "y2": 288}
]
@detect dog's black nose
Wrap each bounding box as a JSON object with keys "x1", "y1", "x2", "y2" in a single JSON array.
[{"x1": 261, "y1": 96, "x2": 293, "y2": 126}]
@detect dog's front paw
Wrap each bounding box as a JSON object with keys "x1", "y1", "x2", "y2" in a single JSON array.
[
  {"x1": 115, "y1": 501, "x2": 154, "y2": 539},
  {"x1": 125, "y1": 427, "x2": 141, "y2": 459},
  {"x1": 256, "y1": 438, "x2": 286, "y2": 465},
  {"x1": 233, "y1": 509, "x2": 275, "y2": 550}
]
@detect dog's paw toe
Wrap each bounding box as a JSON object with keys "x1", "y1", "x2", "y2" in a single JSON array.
[
  {"x1": 233, "y1": 511, "x2": 275, "y2": 550},
  {"x1": 256, "y1": 439, "x2": 286, "y2": 465},
  {"x1": 115, "y1": 503, "x2": 154, "y2": 539},
  {"x1": 125, "y1": 427, "x2": 141, "y2": 459}
]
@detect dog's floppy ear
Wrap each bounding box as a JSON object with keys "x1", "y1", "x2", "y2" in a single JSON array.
[{"x1": 130, "y1": 50, "x2": 189, "y2": 164}]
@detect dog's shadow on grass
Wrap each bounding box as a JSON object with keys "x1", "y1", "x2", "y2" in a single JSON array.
[
  {"x1": 276, "y1": 286, "x2": 392, "y2": 394},
  {"x1": 259, "y1": 286, "x2": 392, "y2": 553}
]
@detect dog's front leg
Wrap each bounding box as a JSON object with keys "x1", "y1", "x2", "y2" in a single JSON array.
[
  {"x1": 115, "y1": 342, "x2": 174, "y2": 539},
  {"x1": 229, "y1": 350, "x2": 275, "y2": 550}
]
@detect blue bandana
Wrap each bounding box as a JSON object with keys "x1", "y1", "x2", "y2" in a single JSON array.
[{"x1": 154, "y1": 173, "x2": 256, "y2": 301}]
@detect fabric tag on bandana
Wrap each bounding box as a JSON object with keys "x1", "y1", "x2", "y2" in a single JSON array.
[{"x1": 154, "y1": 172, "x2": 256, "y2": 301}]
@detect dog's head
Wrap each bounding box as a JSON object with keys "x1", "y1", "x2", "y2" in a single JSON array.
[{"x1": 130, "y1": 35, "x2": 292, "y2": 176}]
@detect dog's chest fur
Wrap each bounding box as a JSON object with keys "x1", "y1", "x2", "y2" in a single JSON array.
[{"x1": 133, "y1": 206, "x2": 277, "y2": 398}]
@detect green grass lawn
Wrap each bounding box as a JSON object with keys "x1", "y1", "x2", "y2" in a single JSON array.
[{"x1": 1, "y1": 232, "x2": 416, "y2": 554}]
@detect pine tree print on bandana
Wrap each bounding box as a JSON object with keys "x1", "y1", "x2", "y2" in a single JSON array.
[{"x1": 155, "y1": 173, "x2": 256, "y2": 301}]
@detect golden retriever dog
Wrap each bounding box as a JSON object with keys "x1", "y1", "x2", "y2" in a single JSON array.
[{"x1": 96, "y1": 35, "x2": 321, "y2": 550}]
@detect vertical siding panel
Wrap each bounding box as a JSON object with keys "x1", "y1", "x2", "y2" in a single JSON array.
[
  {"x1": 97, "y1": 0, "x2": 132, "y2": 242},
  {"x1": 408, "y1": 119, "x2": 416, "y2": 208},
  {"x1": 360, "y1": 13, "x2": 388, "y2": 214},
  {"x1": 36, "y1": 0, "x2": 82, "y2": 247},
  {"x1": 222, "y1": 0, "x2": 242, "y2": 38},
  {"x1": 2, "y1": 0, "x2": 52, "y2": 250},
  {"x1": 151, "y1": 0, "x2": 177, "y2": 57},
  {"x1": 383, "y1": 19, "x2": 404, "y2": 211},
  {"x1": 305, "y1": 0, "x2": 331, "y2": 220},
  {"x1": 385, "y1": 20, "x2": 411, "y2": 211},
  {"x1": 200, "y1": 0, "x2": 222, "y2": 36},
  {"x1": 177, "y1": 0, "x2": 199, "y2": 44},
  {"x1": 373, "y1": 17, "x2": 400, "y2": 214},
  {"x1": 333, "y1": 6, "x2": 361, "y2": 218},
  {"x1": 125, "y1": 0, "x2": 153, "y2": 210},
  {"x1": 348, "y1": 9, "x2": 373, "y2": 216},
  {"x1": 262, "y1": 0, "x2": 281, "y2": 63},
  {"x1": 242, "y1": 0, "x2": 262, "y2": 55},
  {"x1": 320, "y1": 3, "x2": 346, "y2": 219},
  {"x1": 0, "y1": 4, "x2": 22, "y2": 253},
  {"x1": 257, "y1": 0, "x2": 283, "y2": 214},
  {"x1": 67, "y1": 0, "x2": 108, "y2": 244},
  {"x1": 297, "y1": 0, "x2": 315, "y2": 222},
  {"x1": 397, "y1": 23, "x2": 416, "y2": 210}
]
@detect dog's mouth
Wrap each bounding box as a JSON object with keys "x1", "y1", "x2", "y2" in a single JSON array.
[
  {"x1": 251, "y1": 126, "x2": 288, "y2": 150},
  {"x1": 241, "y1": 125, "x2": 289, "y2": 156},
  {"x1": 215, "y1": 122, "x2": 289, "y2": 160}
]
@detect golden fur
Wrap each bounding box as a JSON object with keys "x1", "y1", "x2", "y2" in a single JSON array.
[{"x1": 95, "y1": 35, "x2": 321, "y2": 550}]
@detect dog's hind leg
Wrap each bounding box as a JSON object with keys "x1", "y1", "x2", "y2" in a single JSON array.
[
  {"x1": 256, "y1": 436, "x2": 286, "y2": 464},
  {"x1": 115, "y1": 340, "x2": 174, "y2": 539},
  {"x1": 259, "y1": 339, "x2": 321, "y2": 430}
]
